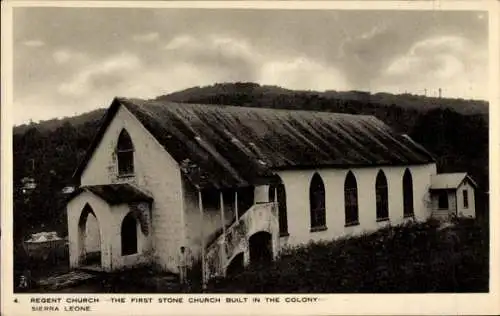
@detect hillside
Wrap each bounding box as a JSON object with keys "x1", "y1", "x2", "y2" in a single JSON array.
[
  {"x1": 12, "y1": 83, "x2": 489, "y2": 244},
  {"x1": 156, "y1": 82, "x2": 488, "y2": 116}
]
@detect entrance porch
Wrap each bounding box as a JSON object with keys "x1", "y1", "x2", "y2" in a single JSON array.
[{"x1": 66, "y1": 184, "x2": 154, "y2": 272}]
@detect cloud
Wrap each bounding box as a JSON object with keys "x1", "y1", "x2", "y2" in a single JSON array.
[
  {"x1": 52, "y1": 49, "x2": 87, "y2": 65},
  {"x1": 132, "y1": 32, "x2": 159, "y2": 42},
  {"x1": 335, "y1": 21, "x2": 400, "y2": 90},
  {"x1": 58, "y1": 53, "x2": 142, "y2": 97},
  {"x1": 15, "y1": 33, "x2": 351, "y2": 125},
  {"x1": 162, "y1": 34, "x2": 349, "y2": 92},
  {"x1": 22, "y1": 40, "x2": 45, "y2": 47},
  {"x1": 377, "y1": 35, "x2": 488, "y2": 99},
  {"x1": 259, "y1": 57, "x2": 349, "y2": 92}
]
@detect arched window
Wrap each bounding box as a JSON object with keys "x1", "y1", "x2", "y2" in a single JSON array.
[
  {"x1": 375, "y1": 170, "x2": 389, "y2": 221},
  {"x1": 121, "y1": 213, "x2": 138, "y2": 256},
  {"x1": 309, "y1": 173, "x2": 326, "y2": 230},
  {"x1": 117, "y1": 129, "x2": 134, "y2": 176},
  {"x1": 403, "y1": 169, "x2": 414, "y2": 217},
  {"x1": 344, "y1": 171, "x2": 359, "y2": 226},
  {"x1": 269, "y1": 182, "x2": 288, "y2": 236}
]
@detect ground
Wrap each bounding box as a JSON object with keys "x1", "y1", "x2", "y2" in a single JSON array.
[{"x1": 17, "y1": 217, "x2": 488, "y2": 293}]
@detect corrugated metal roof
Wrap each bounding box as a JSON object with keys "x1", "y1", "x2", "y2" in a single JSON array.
[
  {"x1": 430, "y1": 173, "x2": 476, "y2": 190},
  {"x1": 68, "y1": 183, "x2": 153, "y2": 205},
  {"x1": 73, "y1": 97, "x2": 435, "y2": 189}
]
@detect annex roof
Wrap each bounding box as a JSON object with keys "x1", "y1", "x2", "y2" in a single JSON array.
[
  {"x1": 73, "y1": 97, "x2": 436, "y2": 189},
  {"x1": 68, "y1": 183, "x2": 153, "y2": 205},
  {"x1": 430, "y1": 173, "x2": 477, "y2": 190}
]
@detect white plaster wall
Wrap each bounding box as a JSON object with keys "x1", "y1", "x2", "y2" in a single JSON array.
[
  {"x1": 106, "y1": 204, "x2": 152, "y2": 270},
  {"x1": 67, "y1": 191, "x2": 112, "y2": 270},
  {"x1": 84, "y1": 215, "x2": 100, "y2": 253},
  {"x1": 277, "y1": 163, "x2": 437, "y2": 248},
  {"x1": 79, "y1": 105, "x2": 184, "y2": 273},
  {"x1": 457, "y1": 181, "x2": 476, "y2": 218},
  {"x1": 182, "y1": 180, "x2": 236, "y2": 266}
]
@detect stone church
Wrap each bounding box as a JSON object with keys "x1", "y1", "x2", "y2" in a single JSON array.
[{"x1": 66, "y1": 97, "x2": 476, "y2": 282}]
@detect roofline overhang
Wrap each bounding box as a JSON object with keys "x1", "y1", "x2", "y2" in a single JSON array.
[
  {"x1": 71, "y1": 97, "x2": 124, "y2": 181},
  {"x1": 271, "y1": 160, "x2": 436, "y2": 172},
  {"x1": 66, "y1": 185, "x2": 154, "y2": 206}
]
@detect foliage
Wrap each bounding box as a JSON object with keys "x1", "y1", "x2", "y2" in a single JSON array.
[{"x1": 207, "y1": 218, "x2": 489, "y2": 293}]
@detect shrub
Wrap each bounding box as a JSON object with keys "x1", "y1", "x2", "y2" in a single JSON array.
[{"x1": 208, "y1": 218, "x2": 489, "y2": 293}]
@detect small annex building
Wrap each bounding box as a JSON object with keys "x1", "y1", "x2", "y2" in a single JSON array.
[
  {"x1": 429, "y1": 173, "x2": 477, "y2": 220},
  {"x1": 66, "y1": 97, "x2": 477, "y2": 282}
]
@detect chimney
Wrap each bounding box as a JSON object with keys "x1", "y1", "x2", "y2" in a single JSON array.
[{"x1": 438, "y1": 88, "x2": 442, "y2": 98}]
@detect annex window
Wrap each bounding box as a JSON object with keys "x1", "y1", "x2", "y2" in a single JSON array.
[
  {"x1": 375, "y1": 170, "x2": 389, "y2": 221},
  {"x1": 463, "y1": 190, "x2": 469, "y2": 209},
  {"x1": 403, "y1": 169, "x2": 414, "y2": 217},
  {"x1": 438, "y1": 191, "x2": 449, "y2": 210},
  {"x1": 121, "y1": 213, "x2": 138, "y2": 256},
  {"x1": 309, "y1": 173, "x2": 326, "y2": 230},
  {"x1": 117, "y1": 129, "x2": 134, "y2": 176},
  {"x1": 269, "y1": 182, "x2": 288, "y2": 236},
  {"x1": 344, "y1": 171, "x2": 359, "y2": 226}
]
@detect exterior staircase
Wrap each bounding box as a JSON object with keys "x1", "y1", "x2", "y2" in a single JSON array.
[{"x1": 204, "y1": 202, "x2": 280, "y2": 280}]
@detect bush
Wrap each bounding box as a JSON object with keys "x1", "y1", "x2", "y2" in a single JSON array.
[{"x1": 207, "y1": 218, "x2": 489, "y2": 293}]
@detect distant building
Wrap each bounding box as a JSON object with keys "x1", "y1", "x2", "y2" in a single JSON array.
[
  {"x1": 429, "y1": 173, "x2": 477, "y2": 220},
  {"x1": 66, "y1": 97, "x2": 476, "y2": 283},
  {"x1": 21, "y1": 177, "x2": 37, "y2": 194},
  {"x1": 62, "y1": 186, "x2": 76, "y2": 194},
  {"x1": 23, "y1": 231, "x2": 66, "y2": 260}
]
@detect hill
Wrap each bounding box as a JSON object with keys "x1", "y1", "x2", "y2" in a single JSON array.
[
  {"x1": 12, "y1": 83, "x2": 489, "y2": 243},
  {"x1": 156, "y1": 82, "x2": 488, "y2": 116}
]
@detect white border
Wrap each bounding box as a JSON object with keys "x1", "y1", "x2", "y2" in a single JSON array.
[{"x1": 2, "y1": 1, "x2": 499, "y2": 315}]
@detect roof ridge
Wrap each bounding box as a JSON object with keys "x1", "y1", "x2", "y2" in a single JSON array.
[{"x1": 116, "y1": 96, "x2": 380, "y2": 119}]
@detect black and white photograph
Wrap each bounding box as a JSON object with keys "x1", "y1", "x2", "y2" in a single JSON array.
[{"x1": 4, "y1": 1, "x2": 494, "y2": 304}]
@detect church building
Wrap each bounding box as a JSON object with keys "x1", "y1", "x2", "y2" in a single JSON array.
[{"x1": 66, "y1": 97, "x2": 476, "y2": 282}]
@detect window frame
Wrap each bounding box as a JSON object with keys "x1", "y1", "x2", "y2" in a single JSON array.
[
  {"x1": 375, "y1": 170, "x2": 389, "y2": 222},
  {"x1": 309, "y1": 173, "x2": 327, "y2": 231},
  {"x1": 402, "y1": 169, "x2": 414, "y2": 218},
  {"x1": 344, "y1": 171, "x2": 359, "y2": 227},
  {"x1": 463, "y1": 189, "x2": 469, "y2": 209},
  {"x1": 116, "y1": 129, "x2": 135, "y2": 177}
]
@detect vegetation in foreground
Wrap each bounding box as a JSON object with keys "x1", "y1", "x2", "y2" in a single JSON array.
[
  {"x1": 17, "y1": 217, "x2": 488, "y2": 293},
  {"x1": 205, "y1": 218, "x2": 489, "y2": 293}
]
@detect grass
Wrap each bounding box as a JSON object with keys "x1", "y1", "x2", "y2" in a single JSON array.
[
  {"x1": 205, "y1": 217, "x2": 489, "y2": 293},
  {"x1": 17, "y1": 217, "x2": 489, "y2": 293}
]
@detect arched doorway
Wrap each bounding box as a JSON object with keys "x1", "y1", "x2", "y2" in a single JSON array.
[
  {"x1": 248, "y1": 231, "x2": 272, "y2": 266},
  {"x1": 121, "y1": 213, "x2": 138, "y2": 256},
  {"x1": 226, "y1": 253, "x2": 245, "y2": 277},
  {"x1": 78, "y1": 204, "x2": 102, "y2": 267}
]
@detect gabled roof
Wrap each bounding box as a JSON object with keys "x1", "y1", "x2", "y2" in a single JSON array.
[
  {"x1": 430, "y1": 173, "x2": 477, "y2": 190},
  {"x1": 73, "y1": 97, "x2": 436, "y2": 189},
  {"x1": 68, "y1": 183, "x2": 153, "y2": 205}
]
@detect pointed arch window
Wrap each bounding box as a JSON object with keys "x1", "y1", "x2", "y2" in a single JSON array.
[
  {"x1": 117, "y1": 129, "x2": 134, "y2": 176},
  {"x1": 269, "y1": 182, "x2": 288, "y2": 236},
  {"x1": 344, "y1": 171, "x2": 359, "y2": 226},
  {"x1": 121, "y1": 213, "x2": 138, "y2": 256},
  {"x1": 403, "y1": 169, "x2": 414, "y2": 217},
  {"x1": 375, "y1": 170, "x2": 389, "y2": 221},
  {"x1": 309, "y1": 173, "x2": 326, "y2": 230}
]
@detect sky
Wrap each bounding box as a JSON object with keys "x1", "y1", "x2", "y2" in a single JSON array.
[{"x1": 12, "y1": 7, "x2": 489, "y2": 125}]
